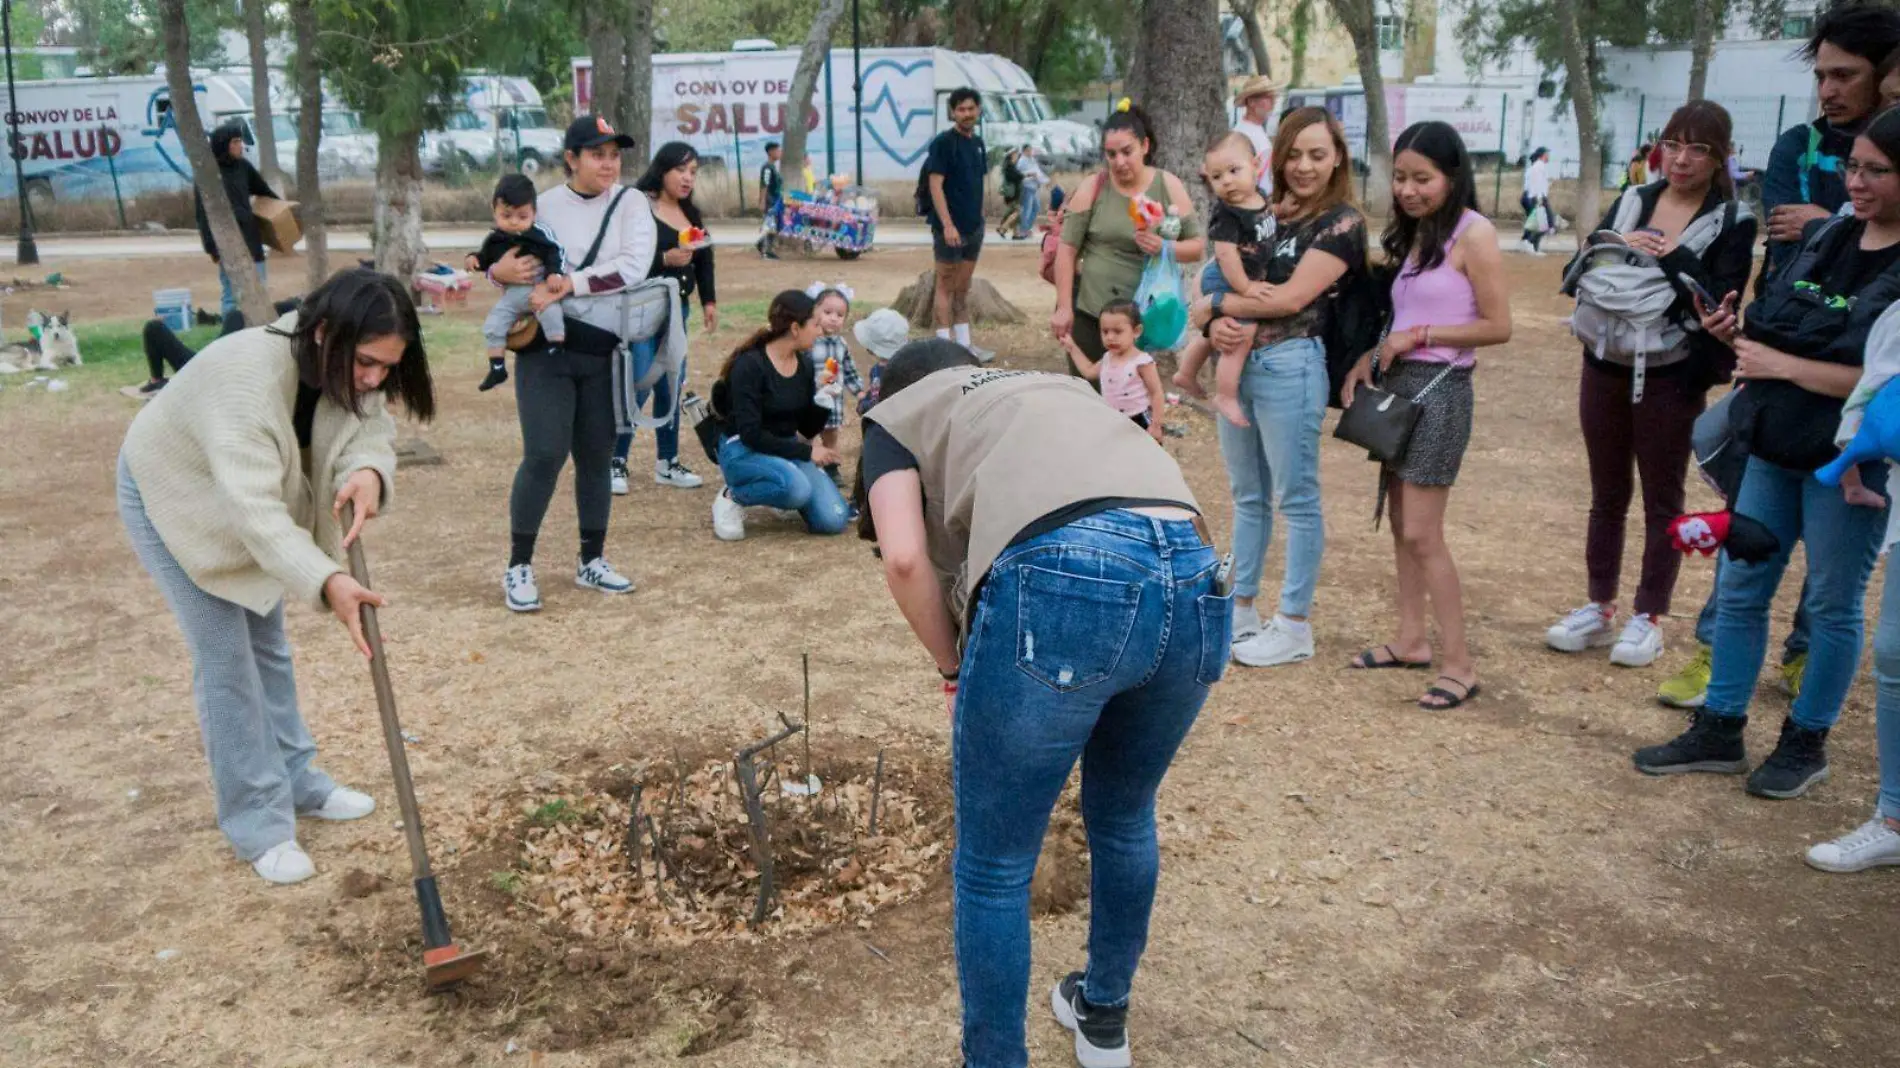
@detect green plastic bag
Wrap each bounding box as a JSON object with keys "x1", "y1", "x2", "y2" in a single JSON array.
[{"x1": 1134, "y1": 244, "x2": 1188, "y2": 352}]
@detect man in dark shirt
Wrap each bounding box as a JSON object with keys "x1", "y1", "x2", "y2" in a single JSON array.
[
  {"x1": 757, "y1": 141, "x2": 785, "y2": 260},
  {"x1": 194, "y1": 120, "x2": 278, "y2": 316},
  {"x1": 923, "y1": 88, "x2": 992, "y2": 361},
  {"x1": 1758, "y1": 5, "x2": 1900, "y2": 284}
]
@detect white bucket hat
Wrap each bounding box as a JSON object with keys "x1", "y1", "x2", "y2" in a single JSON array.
[{"x1": 853, "y1": 308, "x2": 911, "y2": 362}]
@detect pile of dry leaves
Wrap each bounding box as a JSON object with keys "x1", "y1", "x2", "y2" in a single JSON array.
[{"x1": 463, "y1": 756, "x2": 949, "y2": 945}]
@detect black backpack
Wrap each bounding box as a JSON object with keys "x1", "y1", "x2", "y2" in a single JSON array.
[
  {"x1": 1322, "y1": 261, "x2": 1393, "y2": 409},
  {"x1": 1002, "y1": 152, "x2": 1022, "y2": 186}
]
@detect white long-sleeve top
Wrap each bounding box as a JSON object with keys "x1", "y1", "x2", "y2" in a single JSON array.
[
  {"x1": 534, "y1": 181, "x2": 657, "y2": 335},
  {"x1": 1525, "y1": 159, "x2": 1551, "y2": 199}
]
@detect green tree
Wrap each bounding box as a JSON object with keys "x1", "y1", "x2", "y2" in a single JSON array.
[{"x1": 41, "y1": 0, "x2": 230, "y2": 74}]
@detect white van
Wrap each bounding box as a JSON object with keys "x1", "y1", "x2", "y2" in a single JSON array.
[{"x1": 422, "y1": 75, "x2": 565, "y2": 176}]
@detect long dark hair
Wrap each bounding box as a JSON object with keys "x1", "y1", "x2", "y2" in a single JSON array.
[
  {"x1": 1102, "y1": 101, "x2": 1158, "y2": 166},
  {"x1": 851, "y1": 339, "x2": 981, "y2": 542},
  {"x1": 268, "y1": 268, "x2": 434, "y2": 422},
  {"x1": 1864, "y1": 106, "x2": 1900, "y2": 185},
  {"x1": 634, "y1": 141, "x2": 704, "y2": 227},
  {"x1": 719, "y1": 289, "x2": 817, "y2": 380},
  {"x1": 1383, "y1": 121, "x2": 1479, "y2": 275}
]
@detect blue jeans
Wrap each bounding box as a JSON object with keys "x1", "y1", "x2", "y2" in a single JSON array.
[
  {"x1": 1199, "y1": 259, "x2": 1232, "y2": 296},
  {"x1": 1215, "y1": 335, "x2": 1327, "y2": 615},
  {"x1": 716, "y1": 437, "x2": 850, "y2": 534},
  {"x1": 218, "y1": 258, "x2": 268, "y2": 316},
  {"x1": 1873, "y1": 561, "x2": 1900, "y2": 819},
  {"x1": 1704, "y1": 456, "x2": 1888, "y2": 730},
  {"x1": 1015, "y1": 180, "x2": 1041, "y2": 238},
  {"x1": 1695, "y1": 558, "x2": 1810, "y2": 661},
  {"x1": 953, "y1": 510, "x2": 1229, "y2": 1068},
  {"x1": 615, "y1": 304, "x2": 688, "y2": 464}
]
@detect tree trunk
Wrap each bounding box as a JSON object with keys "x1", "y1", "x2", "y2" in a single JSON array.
[
  {"x1": 1023, "y1": 0, "x2": 1069, "y2": 81},
  {"x1": 620, "y1": 0, "x2": 653, "y2": 170},
  {"x1": 372, "y1": 126, "x2": 427, "y2": 281},
  {"x1": 291, "y1": 0, "x2": 327, "y2": 290},
  {"x1": 160, "y1": 0, "x2": 272, "y2": 326},
  {"x1": 244, "y1": 0, "x2": 279, "y2": 184},
  {"x1": 1687, "y1": 0, "x2": 1720, "y2": 102},
  {"x1": 1332, "y1": 0, "x2": 1390, "y2": 213},
  {"x1": 1232, "y1": 0, "x2": 1272, "y2": 76},
  {"x1": 1127, "y1": 0, "x2": 1227, "y2": 216},
  {"x1": 1289, "y1": 0, "x2": 1312, "y2": 88},
  {"x1": 781, "y1": 0, "x2": 850, "y2": 183},
  {"x1": 1557, "y1": 0, "x2": 1601, "y2": 231},
  {"x1": 587, "y1": 11, "x2": 626, "y2": 124},
  {"x1": 951, "y1": 0, "x2": 979, "y2": 52}
]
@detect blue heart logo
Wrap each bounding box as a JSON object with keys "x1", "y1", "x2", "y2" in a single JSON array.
[{"x1": 855, "y1": 59, "x2": 935, "y2": 167}]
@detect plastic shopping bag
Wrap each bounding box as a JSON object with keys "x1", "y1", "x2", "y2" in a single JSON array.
[{"x1": 1133, "y1": 244, "x2": 1188, "y2": 353}]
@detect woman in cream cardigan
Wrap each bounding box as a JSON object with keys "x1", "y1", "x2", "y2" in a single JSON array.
[{"x1": 117, "y1": 269, "x2": 436, "y2": 885}]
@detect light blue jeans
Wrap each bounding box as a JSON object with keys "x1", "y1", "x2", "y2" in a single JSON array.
[
  {"x1": 1015, "y1": 179, "x2": 1041, "y2": 238},
  {"x1": 952, "y1": 510, "x2": 1229, "y2": 1068},
  {"x1": 1874, "y1": 559, "x2": 1900, "y2": 818},
  {"x1": 716, "y1": 437, "x2": 850, "y2": 534},
  {"x1": 1215, "y1": 335, "x2": 1328, "y2": 616},
  {"x1": 218, "y1": 258, "x2": 268, "y2": 316},
  {"x1": 1705, "y1": 456, "x2": 1888, "y2": 730}
]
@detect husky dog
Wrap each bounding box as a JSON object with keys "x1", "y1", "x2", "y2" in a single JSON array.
[{"x1": 0, "y1": 311, "x2": 82, "y2": 373}]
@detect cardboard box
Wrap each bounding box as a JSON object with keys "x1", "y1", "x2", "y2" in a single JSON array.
[{"x1": 251, "y1": 196, "x2": 301, "y2": 253}]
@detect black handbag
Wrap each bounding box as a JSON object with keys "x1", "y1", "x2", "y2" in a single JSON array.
[{"x1": 1332, "y1": 361, "x2": 1452, "y2": 466}]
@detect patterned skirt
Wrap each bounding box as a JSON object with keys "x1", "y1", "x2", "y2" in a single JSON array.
[{"x1": 1382, "y1": 360, "x2": 1474, "y2": 487}]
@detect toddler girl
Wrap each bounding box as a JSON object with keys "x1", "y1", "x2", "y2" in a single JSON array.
[
  {"x1": 1172, "y1": 131, "x2": 1276, "y2": 428},
  {"x1": 808, "y1": 283, "x2": 865, "y2": 482},
  {"x1": 1060, "y1": 299, "x2": 1166, "y2": 443}
]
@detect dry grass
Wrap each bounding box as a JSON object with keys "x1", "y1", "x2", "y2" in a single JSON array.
[{"x1": 3, "y1": 243, "x2": 1899, "y2": 1066}]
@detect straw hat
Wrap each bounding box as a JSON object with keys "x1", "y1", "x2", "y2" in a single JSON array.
[{"x1": 1234, "y1": 75, "x2": 1284, "y2": 106}]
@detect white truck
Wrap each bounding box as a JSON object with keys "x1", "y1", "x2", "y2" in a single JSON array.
[
  {"x1": 421, "y1": 74, "x2": 565, "y2": 177},
  {"x1": 572, "y1": 45, "x2": 1057, "y2": 181}
]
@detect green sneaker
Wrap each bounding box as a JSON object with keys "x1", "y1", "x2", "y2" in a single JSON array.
[
  {"x1": 1779, "y1": 652, "x2": 1807, "y2": 699},
  {"x1": 1657, "y1": 644, "x2": 1713, "y2": 709}
]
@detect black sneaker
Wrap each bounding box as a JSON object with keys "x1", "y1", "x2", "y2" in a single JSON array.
[
  {"x1": 1746, "y1": 717, "x2": 1831, "y2": 799},
  {"x1": 137, "y1": 377, "x2": 168, "y2": 395},
  {"x1": 1632, "y1": 711, "x2": 1748, "y2": 776},
  {"x1": 478, "y1": 363, "x2": 509, "y2": 392},
  {"x1": 1050, "y1": 971, "x2": 1130, "y2": 1068}
]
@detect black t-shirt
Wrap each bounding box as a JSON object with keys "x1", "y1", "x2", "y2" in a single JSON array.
[
  {"x1": 1819, "y1": 236, "x2": 1900, "y2": 297},
  {"x1": 860, "y1": 424, "x2": 1187, "y2": 547},
  {"x1": 760, "y1": 162, "x2": 784, "y2": 204},
  {"x1": 293, "y1": 382, "x2": 320, "y2": 449},
  {"x1": 922, "y1": 128, "x2": 988, "y2": 235},
  {"x1": 722, "y1": 347, "x2": 827, "y2": 462},
  {"x1": 1253, "y1": 204, "x2": 1367, "y2": 349},
  {"x1": 1207, "y1": 201, "x2": 1277, "y2": 283}
]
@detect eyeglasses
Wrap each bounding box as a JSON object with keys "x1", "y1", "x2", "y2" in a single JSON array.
[
  {"x1": 1658, "y1": 140, "x2": 1716, "y2": 161},
  {"x1": 1846, "y1": 159, "x2": 1898, "y2": 181}
]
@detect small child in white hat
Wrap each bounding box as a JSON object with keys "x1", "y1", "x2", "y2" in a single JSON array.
[{"x1": 851, "y1": 307, "x2": 912, "y2": 416}]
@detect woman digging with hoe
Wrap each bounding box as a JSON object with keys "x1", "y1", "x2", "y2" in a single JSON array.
[
  {"x1": 118, "y1": 268, "x2": 435, "y2": 886},
  {"x1": 854, "y1": 340, "x2": 1230, "y2": 1068}
]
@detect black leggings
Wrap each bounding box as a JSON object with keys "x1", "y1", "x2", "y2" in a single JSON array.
[
  {"x1": 508, "y1": 343, "x2": 616, "y2": 565},
  {"x1": 143, "y1": 310, "x2": 245, "y2": 379}
]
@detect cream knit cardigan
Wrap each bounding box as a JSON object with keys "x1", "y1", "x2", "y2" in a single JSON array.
[{"x1": 122, "y1": 312, "x2": 398, "y2": 616}]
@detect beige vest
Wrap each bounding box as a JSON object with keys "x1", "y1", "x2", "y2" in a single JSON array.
[{"x1": 867, "y1": 368, "x2": 1198, "y2": 627}]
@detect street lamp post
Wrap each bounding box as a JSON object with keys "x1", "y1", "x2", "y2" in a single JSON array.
[
  {"x1": 2, "y1": 0, "x2": 36, "y2": 266},
  {"x1": 852, "y1": 0, "x2": 863, "y2": 187}
]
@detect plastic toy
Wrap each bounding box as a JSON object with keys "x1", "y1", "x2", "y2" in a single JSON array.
[
  {"x1": 1127, "y1": 194, "x2": 1165, "y2": 231},
  {"x1": 681, "y1": 225, "x2": 710, "y2": 247},
  {"x1": 1818, "y1": 377, "x2": 1900, "y2": 487}
]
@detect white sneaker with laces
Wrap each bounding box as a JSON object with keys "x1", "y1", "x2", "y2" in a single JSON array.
[
  {"x1": 252, "y1": 841, "x2": 315, "y2": 885},
  {"x1": 1546, "y1": 603, "x2": 1614, "y2": 653},
  {"x1": 1806, "y1": 816, "x2": 1900, "y2": 873},
  {"x1": 310, "y1": 786, "x2": 375, "y2": 821},
  {"x1": 1231, "y1": 615, "x2": 1313, "y2": 668},
  {"x1": 1232, "y1": 604, "x2": 1263, "y2": 644},
  {"x1": 576, "y1": 556, "x2": 635, "y2": 594},
  {"x1": 503, "y1": 564, "x2": 542, "y2": 612},
  {"x1": 1610, "y1": 613, "x2": 1664, "y2": 667},
  {"x1": 713, "y1": 488, "x2": 747, "y2": 541},
  {"x1": 655, "y1": 458, "x2": 705, "y2": 489},
  {"x1": 609, "y1": 457, "x2": 630, "y2": 496}
]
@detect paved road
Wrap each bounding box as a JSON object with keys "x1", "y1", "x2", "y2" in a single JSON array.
[{"x1": 0, "y1": 219, "x2": 965, "y2": 262}]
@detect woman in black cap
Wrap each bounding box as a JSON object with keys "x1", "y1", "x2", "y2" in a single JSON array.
[{"x1": 485, "y1": 114, "x2": 658, "y2": 614}]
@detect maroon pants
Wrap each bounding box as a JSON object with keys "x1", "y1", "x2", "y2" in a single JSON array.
[{"x1": 1579, "y1": 359, "x2": 1705, "y2": 618}]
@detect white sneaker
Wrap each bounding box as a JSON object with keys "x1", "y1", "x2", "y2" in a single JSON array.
[
  {"x1": 310, "y1": 786, "x2": 375, "y2": 821},
  {"x1": 609, "y1": 457, "x2": 630, "y2": 496},
  {"x1": 655, "y1": 458, "x2": 704, "y2": 489},
  {"x1": 503, "y1": 564, "x2": 542, "y2": 613},
  {"x1": 967, "y1": 344, "x2": 996, "y2": 364},
  {"x1": 575, "y1": 556, "x2": 635, "y2": 594},
  {"x1": 713, "y1": 488, "x2": 747, "y2": 541},
  {"x1": 1231, "y1": 615, "x2": 1313, "y2": 668},
  {"x1": 252, "y1": 841, "x2": 315, "y2": 885},
  {"x1": 1232, "y1": 604, "x2": 1263, "y2": 644},
  {"x1": 1610, "y1": 613, "x2": 1664, "y2": 668},
  {"x1": 1546, "y1": 603, "x2": 1614, "y2": 653},
  {"x1": 1806, "y1": 817, "x2": 1900, "y2": 873}
]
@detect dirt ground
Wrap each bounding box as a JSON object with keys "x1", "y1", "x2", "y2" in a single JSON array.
[{"x1": 4, "y1": 236, "x2": 1900, "y2": 1068}]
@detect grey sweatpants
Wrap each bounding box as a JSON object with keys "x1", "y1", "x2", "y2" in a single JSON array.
[
  {"x1": 482, "y1": 284, "x2": 566, "y2": 351},
  {"x1": 117, "y1": 456, "x2": 336, "y2": 860}
]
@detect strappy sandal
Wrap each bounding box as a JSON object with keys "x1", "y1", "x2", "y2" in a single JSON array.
[
  {"x1": 1349, "y1": 644, "x2": 1432, "y2": 670},
  {"x1": 1418, "y1": 675, "x2": 1480, "y2": 710}
]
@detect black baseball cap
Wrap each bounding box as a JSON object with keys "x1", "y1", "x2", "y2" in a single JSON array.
[{"x1": 564, "y1": 114, "x2": 635, "y2": 153}]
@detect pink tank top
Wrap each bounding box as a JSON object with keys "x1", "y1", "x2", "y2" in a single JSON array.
[
  {"x1": 1390, "y1": 210, "x2": 1482, "y2": 369},
  {"x1": 1100, "y1": 350, "x2": 1156, "y2": 417}
]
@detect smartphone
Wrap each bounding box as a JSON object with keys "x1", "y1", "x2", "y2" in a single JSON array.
[{"x1": 1681, "y1": 275, "x2": 1718, "y2": 311}]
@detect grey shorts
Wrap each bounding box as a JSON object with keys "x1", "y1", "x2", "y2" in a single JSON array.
[{"x1": 1383, "y1": 360, "x2": 1475, "y2": 486}]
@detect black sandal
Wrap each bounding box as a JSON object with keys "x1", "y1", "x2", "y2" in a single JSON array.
[
  {"x1": 1418, "y1": 675, "x2": 1481, "y2": 710},
  {"x1": 1350, "y1": 644, "x2": 1432, "y2": 670}
]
